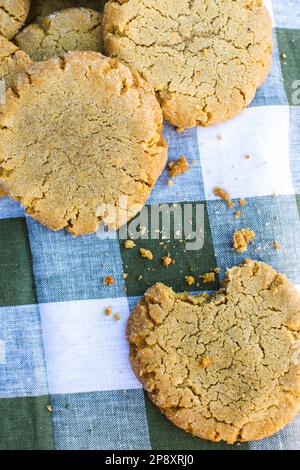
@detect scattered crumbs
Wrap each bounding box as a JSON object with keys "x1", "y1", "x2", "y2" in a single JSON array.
[
  {"x1": 202, "y1": 272, "x2": 216, "y2": 284},
  {"x1": 233, "y1": 228, "x2": 256, "y2": 253},
  {"x1": 272, "y1": 241, "x2": 281, "y2": 251},
  {"x1": 213, "y1": 187, "x2": 231, "y2": 202},
  {"x1": 124, "y1": 240, "x2": 136, "y2": 249},
  {"x1": 281, "y1": 52, "x2": 287, "y2": 60},
  {"x1": 185, "y1": 275, "x2": 195, "y2": 286},
  {"x1": 235, "y1": 210, "x2": 241, "y2": 219},
  {"x1": 167, "y1": 179, "x2": 174, "y2": 187},
  {"x1": 103, "y1": 275, "x2": 114, "y2": 286},
  {"x1": 140, "y1": 248, "x2": 154, "y2": 260},
  {"x1": 138, "y1": 275, "x2": 143, "y2": 281},
  {"x1": 217, "y1": 134, "x2": 223, "y2": 141},
  {"x1": 239, "y1": 198, "x2": 246, "y2": 207},
  {"x1": 214, "y1": 267, "x2": 221, "y2": 274},
  {"x1": 245, "y1": 155, "x2": 251, "y2": 160},
  {"x1": 114, "y1": 313, "x2": 120, "y2": 321},
  {"x1": 168, "y1": 156, "x2": 190, "y2": 178},
  {"x1": 162, "y1": 255, "x2": 174, "y2": 267},
  {"x1": 46, "y1": 405, "x2": 52, "y2": 413},
  {"x1": 214, "y1": 187, "x2": 235, "y2": 210},
  {"x1": 176, "y1": 127, "x2": 185, "y2": 134},
  {"x1": 200, "y1": 356, "x2": 211, "y2": 369},
  {"x1": 123, "y1": 273, "x2": 128, "y2": 279},
  {"x1": 104, "y1": 307, "x2": 111, "y2": 317}
]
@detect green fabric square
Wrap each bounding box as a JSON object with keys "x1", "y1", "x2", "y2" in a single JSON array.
[
  {"x1": 119, "y1": 202, "x2": 219, "y2": 297},
  {"x1": 276, "y1": 28, "x2": 300, "y2": 105},
  {"x1": 144, "y1": 394, "x2": 248, "y2": 450},
  {"x1": 0, "y1": 396, "x2": 55, "y2": 450},
  {"x1": 0, "y1": 218, "x2": 36, "y2": 307}
]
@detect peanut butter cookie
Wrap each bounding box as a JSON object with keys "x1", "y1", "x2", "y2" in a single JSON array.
[
  {"x1": 127, "y1": 260, "x2": 300, "y2": 443},
  {"x1": 15, "y1": 8, "x2": 103, "y2": 61},
  {"x1": 104, "y1": 0, "x2": 272, "y2": 129},
  {"x1": 0, "y1": 35, "x2": 32, "y2": 197},
  {"x1": 0, "y1": 51, "x2": 167, "y2": 235},
  {"x1": 0, "y1": 0, "x2": 30, "y2": 39}
]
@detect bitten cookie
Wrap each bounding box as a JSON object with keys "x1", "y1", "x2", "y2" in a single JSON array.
[
  {"x1": 15, "y1": 8, "x2": 103, "y2": 61},
  {"x1": 127, "y1": 260, "x2": 300, "y2": 443},
  {"x1": 0, "y1": 35, "x2": 32, "y2": 197},
  {"x1": 28, "y1": 0, "x2": 104, "y2": 22},
  {"x1": 0, "y1": 51, "x2": 167, "y2": 235},
  {"x1": 0, "y1": 0, "x2": 30, "y2": 39},
  {"x1": 104, "y1": 0, "x2": 272, "y2": 129}
]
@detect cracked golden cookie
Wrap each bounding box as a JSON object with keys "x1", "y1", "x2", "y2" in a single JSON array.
[
  {"x1": 28, "y1": 0, "x2": 105, "y2": 22},
  {"x1": 0, "y1": 0, "x2": 30, "y2": 39},
  {"x1": 15, "y1": 8, "x2": 103, "y2": 61},
  {"x1": 0, "y1": 51, "x2": 167, "y2": 235},
  {"x1": 0, "y1": 35, "x2": 32, "y2": 197},
  {"x1": 104, "y1": 0, "x2": 272, "y2": 129},
  {"x1": 127, "y1": 260, "x2": 300, "y2": 443}
]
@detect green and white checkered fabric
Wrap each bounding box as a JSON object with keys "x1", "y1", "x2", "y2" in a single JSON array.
[{"x1": 0, "y1": 0, "x2": 300, "y2": 451}]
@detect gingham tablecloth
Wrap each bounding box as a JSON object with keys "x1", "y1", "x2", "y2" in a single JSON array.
[{"x1": 0, "y1": 0, "x2": 300, "y2": 451}]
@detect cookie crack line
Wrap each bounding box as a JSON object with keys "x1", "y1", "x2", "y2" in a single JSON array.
[{"x1": 127, "y1": 260, "x2": 300, "y2": 443}]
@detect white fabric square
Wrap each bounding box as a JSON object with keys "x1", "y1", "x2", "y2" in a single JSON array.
[
  {"x1": 39, "y1": 298, "x2": 141, "y2": 394},
  {"x1": 197, "y1": 106, "x2": 293, "y2": 200}
]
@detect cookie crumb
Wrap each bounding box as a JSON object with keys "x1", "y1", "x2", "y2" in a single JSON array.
[
  {"x1": 167, "y1": 179, "x2": 174, "y2": 187},
  {"x1": 124, "y1": 240, "x2": 136, "y2": 249},
  {"x1": 217, "y1": 134, "x2": 223, "y2": 141},
  {"x1": 233, "y1": 229, "x2": 256, "y2": 253},
  {"x1": 114, "y1": 313, "x2": 120, "y2": 321},
  {"x1": 239, "y1": 198, "x2": 246, "y2": 207},
  {"x1": 168, "y1": 156, "x2": 190, "y2": 178},
  {"x1": 185, "y1": 275, "x2": 195, "y2": 286},
  {"x1": 235, "y1": 210, "x2": 241, "y2": 219},
  {"x1": 213, "y1": 187, "x2": 231, "y2": 202},
  {"x1": 245, "y1": 155, "x2": 251, "y2": 160},
  {"x1": 123, "y1": 273, "x2": 128, "y2": 279},
  {"x1": 200, "y1": 356, "x2": 211, "y2": 369},
  {"x1": 228, "y1": 200, "x2": 235, "y2": 209},
  {"x1": 104, "y1": 307, "x2": 112, "y2": 317},
  {"x1": 214, "y1": 267, "x2": 221, "y2": 274},
  {"x1": 202, "y1": 272, "x2": 216, "y2": 284},
  {"x1": 162, "y1": 255, "x2": 173, "y2": 267},
  {"x1": 46, "y1": 405, "x2": 52, "y2": 413},
  {"x1": 140, "y1": 248, "x2": 154, "y2": 260},
  {"x1": 272, "y1": 241, "x2": 281, "y2": 251},
  {"x1": 103, "y1": 275, "x2": 114, "y2": 285}
]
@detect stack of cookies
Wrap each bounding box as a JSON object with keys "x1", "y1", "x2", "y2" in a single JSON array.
[
  {"x1": 0, "y1": 0, "x2": 272, "y2": 233},
  {"x1": 1, "y1": 1, "x2": 299, "y2": 445}
]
